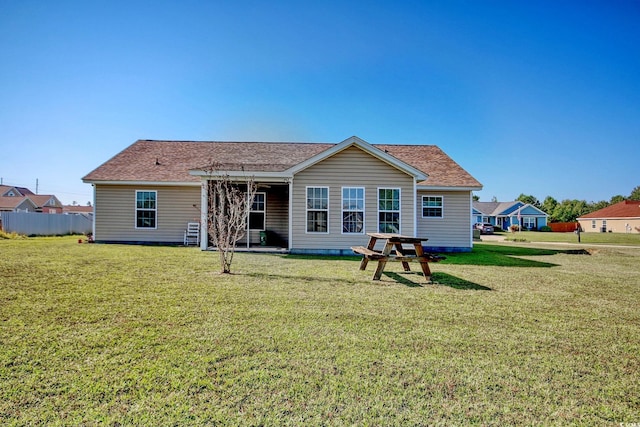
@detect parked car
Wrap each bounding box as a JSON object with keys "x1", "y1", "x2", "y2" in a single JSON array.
[{"x1": 475, "y1": 223, "x2": 494, "y2": 234}]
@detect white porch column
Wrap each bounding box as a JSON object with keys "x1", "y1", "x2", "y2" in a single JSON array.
[
  {"x1": 288, "y1": 178, "x2": 293, "y2": 251},
  {"x1": 200, "y1": 179, "x2": 208, "y2": 250}
]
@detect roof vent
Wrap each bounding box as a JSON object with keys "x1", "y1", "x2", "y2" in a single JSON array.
[{"x1": 155, "y1": 158, "x2": 160, "y2": 165}]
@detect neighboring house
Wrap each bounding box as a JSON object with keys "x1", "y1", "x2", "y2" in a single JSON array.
[
  {"x1": 82, "y1": 136, "x2": 482, "y2": 253},
  {"x1": 0, "y1": 195, "x2": 38, "y2": 212},
  {"x1": 1, "y1": 185, "x2": 35, "y2": 197},
  {"x1": 0, "y1": 185, "x2": 37, "y2": 212},
  {"x1": 29, "y1": 195, "x2": 64, "y2": 214},
  {"x1": 577, "y1": 200, "x2": 640, "y2": 233},
  {"x1": 473, "y1": 201, "x2": 548, "y2": 231},
  {"x1": 0, "y1": 185, "x2": 63, "y2": 213}
]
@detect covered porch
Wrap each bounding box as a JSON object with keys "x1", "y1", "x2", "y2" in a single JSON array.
[{"x1": 197, "y1": 178, "x2": 291, "y2": 251}]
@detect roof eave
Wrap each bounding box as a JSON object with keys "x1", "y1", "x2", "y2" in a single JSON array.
[
  {"x1": 417, "y1": 185, "x2": 483, "y2": 191},
  {"x1": 82, "y1": 179, "x2": 201, "y2": 186}
]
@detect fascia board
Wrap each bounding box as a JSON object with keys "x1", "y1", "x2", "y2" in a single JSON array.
[
  {"x1": 83, "y1": 180, "x2": 201, "y2": 186},
  {"x1": 417, "y1": 185, "x2": 483, "y2": 191}
]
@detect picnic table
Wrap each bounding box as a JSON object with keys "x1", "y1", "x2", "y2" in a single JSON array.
[{"x1": 351, "y1": 233, "x2": 444, "y2": 283}]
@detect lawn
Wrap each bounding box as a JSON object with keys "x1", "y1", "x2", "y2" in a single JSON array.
[
  {"x1": 499, "y1": 230, "x2": 640, "y2": 246},
  {"x1": 1, "y1": 237, "x2": 639, "y2": 425}
]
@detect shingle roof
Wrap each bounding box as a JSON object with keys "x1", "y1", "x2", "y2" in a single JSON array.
[
  {"x1": 0, "y1": 196, "x2": 35, "y2": 210},
  {"x1": 473, "y1": 201, "x2": 521, "y2": 216},
  {"x1": 578, "y1": 200, "x2": 640, "y2": 219},
  {"x1": 83, "y1": 139, "x2": 481, "y2": 188}
]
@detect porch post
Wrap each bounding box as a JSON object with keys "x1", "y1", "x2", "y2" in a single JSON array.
[
  {"x1": 200, "y1": 179, "x2": 208, "y2": 250},
  {"x1": 288, "y1": 178, "x2": 293, "y2": 251}
]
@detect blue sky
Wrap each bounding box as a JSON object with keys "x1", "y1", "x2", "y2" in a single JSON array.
[{"x1": 1, "y1": 0, "x2": 638, "y2": 205}]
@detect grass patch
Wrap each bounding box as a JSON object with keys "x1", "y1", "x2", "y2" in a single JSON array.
[
  {"x1": 1, "y1": 236, "x2": 639, "y2": 425},
  {"x1": 499, "y1": 231, "x2": 640, "y2": 245}
]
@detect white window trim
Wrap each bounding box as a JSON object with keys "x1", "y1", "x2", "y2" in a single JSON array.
[
  {"x1": 341, "y1": 186, "x2": 365, "y2": 235},
  {"x1": 249, "y1": 192, "x2": 266, "y2": 231},
  {"x1": 421, "y1": 195, "x2": 444, "y2": 219},
  {"x1": 377, "y1": 187, "x2": 401, "y2": 234},
  {"x1": 135, "y1": 190, "x2": 158, "y2": 230},
  {"x1": 305, "y1": 186, "x2": 329, "y2": 234}
]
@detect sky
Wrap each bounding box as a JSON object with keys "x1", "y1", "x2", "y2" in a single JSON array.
[{"x1": 1, "y1": 0, "x2": 638, "y2": 205}]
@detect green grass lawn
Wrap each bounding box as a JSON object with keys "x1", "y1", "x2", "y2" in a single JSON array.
[
  {"x1": 1, "y1": 237, "x2": 639, "y2": 425},
  {"x1": 500, "y1": 230, "x2": 640, "y2": 245}
]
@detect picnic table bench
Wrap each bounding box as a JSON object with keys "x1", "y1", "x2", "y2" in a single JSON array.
[{"x1": 351, "y1": 233, "x2": 445, "y2": 283}]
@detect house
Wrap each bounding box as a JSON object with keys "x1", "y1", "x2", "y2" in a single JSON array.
[
  {"x1": 577, "y1": 200, "x2": 640, "y2": 233},
  {"x1": 0, "y1": 185, "x2": 63, "y2": 213},
  {"x1": 82, "y1": 136, "x2": 482, "y2": 253},
  {"x1": 473, "y1": 201, "x2": 548, "y2": 231},
  {"x1": 0, "y1": 185, "x2": 37, "y2": 212}
]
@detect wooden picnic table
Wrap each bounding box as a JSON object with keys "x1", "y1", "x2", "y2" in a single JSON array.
[{"x1": 351, "y1": 233, "x2": 444, "y2": 283}]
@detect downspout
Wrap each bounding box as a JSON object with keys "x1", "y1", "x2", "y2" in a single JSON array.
[
  {"x1": 200, "y1": 179, "x2": 208, "y2": 250},
  {"x1": 413, "y1": 180, "x2": 418, "y2": 237},
  {"x1": 288, "y1": 178, "x2": 293, "y2": 251},
  {"x1": 92, "y1": 184, "x2": 96, "y2": 239},
  {"x1": 469, "y1": 191, "x2": 473, "y2": 248}
]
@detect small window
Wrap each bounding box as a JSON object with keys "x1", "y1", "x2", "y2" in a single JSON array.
[
  {"x1": 378, "y1": 188, "x2": 400, "y2": 233},
  {"x1": 422, "y1": 196, "x2": 443, "y2": 218},
  {"x1": 249, "y1": 193, "x2": 266, "y2": 230},
  {"x1": 591, "y1": 220, "x2": 596, "y2": 229},
  {"x1": 306, "y1": 187, "x2": 328, "y2": 233},
  {"x1": 135, "y1": 190, "x2": 157, "y2": 229},
  {"x1": 342, "y1": 187, "x2": 364, "y2": 233}
]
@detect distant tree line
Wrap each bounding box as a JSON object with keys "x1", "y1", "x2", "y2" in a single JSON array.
[{"x1": 476, "y1": 185, "x2": 640, "y2": 223}]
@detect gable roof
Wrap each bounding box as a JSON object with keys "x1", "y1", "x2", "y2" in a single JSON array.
[
  {"x1": 473, "y1": 201, "x2": 521, "y2": 216},
  {"x1": 83, "y1": 137, "x2": 482, "y2": 189},
  {"x1": 578, "y1": 200, "x2": 640, "y2": 219},
  {"x1": 29, "y1": 195, "x2": 62, "y2": 208},
  {"x1": 0, "y1": 196, "x2": 38, "y2": 211},
  {"x1": 0, "y1": 185, "x2": 34, "y2": 197},
  {"x1": 473, "y1": 201, "x2": 548, "y2": 217}
]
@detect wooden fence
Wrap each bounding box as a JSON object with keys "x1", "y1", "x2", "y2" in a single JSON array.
[
  {"x1": 0, "y1": 212, "x2": 92, "y2": 236},
  {"x1": 549, "y1": 222, "x2": 580, "y2": 232}
]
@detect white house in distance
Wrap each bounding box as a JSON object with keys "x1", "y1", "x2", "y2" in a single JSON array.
[{"x1": 82, "y1": 136, "x2": 483, "y2": 254}]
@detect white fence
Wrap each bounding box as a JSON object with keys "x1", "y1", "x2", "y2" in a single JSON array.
[{"x1": 0, "y1": 212, "x2": 93, "y2": 236}]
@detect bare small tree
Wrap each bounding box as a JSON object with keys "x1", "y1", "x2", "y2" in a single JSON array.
[{"x1": 206, "y1": 164, "x2": 257, "y2": 274}]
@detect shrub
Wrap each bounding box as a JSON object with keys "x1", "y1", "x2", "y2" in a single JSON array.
[{"x1": 540, "y1": 226, "x2": 552, "y2": 232}]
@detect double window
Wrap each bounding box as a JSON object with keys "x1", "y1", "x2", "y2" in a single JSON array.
[
  {"x1": 306, "y1": 187, "x2": 328, "y2": 233},
  {"x1": 422, "y1": 196, "x2": 443, "y2": 218},
  {"x1": 378, "y1": 188, "x2": 400, "y2": 233},
  {"x1": 342, "y1": 187, "x2": 364, "y2": 233},
  {"x1": 135, "y1": 190, "x2": 157, "y2": 228}
]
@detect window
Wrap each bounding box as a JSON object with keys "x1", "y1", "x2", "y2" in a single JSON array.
[
  {"x1": 378, "y1": 188, "x2": 400, "y2": 233},
  {"x1": 249, "y1": 193, "x2": 266, "y2": 230},
  {"x1": 342, "y1": 187, "x2": 364, "y2": 233},
  {"x1": 135, "y1": 191, "x2": 157, "y2": 228},
  {"x1": 306, "y1": 187, "x2": 328, "y2": 233},
  {"x1": 591, "y1": 220, "x2": 596, "y2": 229},
  {"x1": 523, "y1": 217, "x2": 535, "y2": 229},
  {"x1": 422, "y1": 196, "x2": 443, "y2": 218}
]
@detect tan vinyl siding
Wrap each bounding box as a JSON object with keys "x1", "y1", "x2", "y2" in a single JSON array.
[
  {"x1": 416, "y1": 190, "x2": 472, "y2": 248},
  {"x1": 291, "y1": 146, "x2": 415, "y2": 250},
  {"x1": 94, "y1": 184, "x2": 200, "y2": 243}
]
